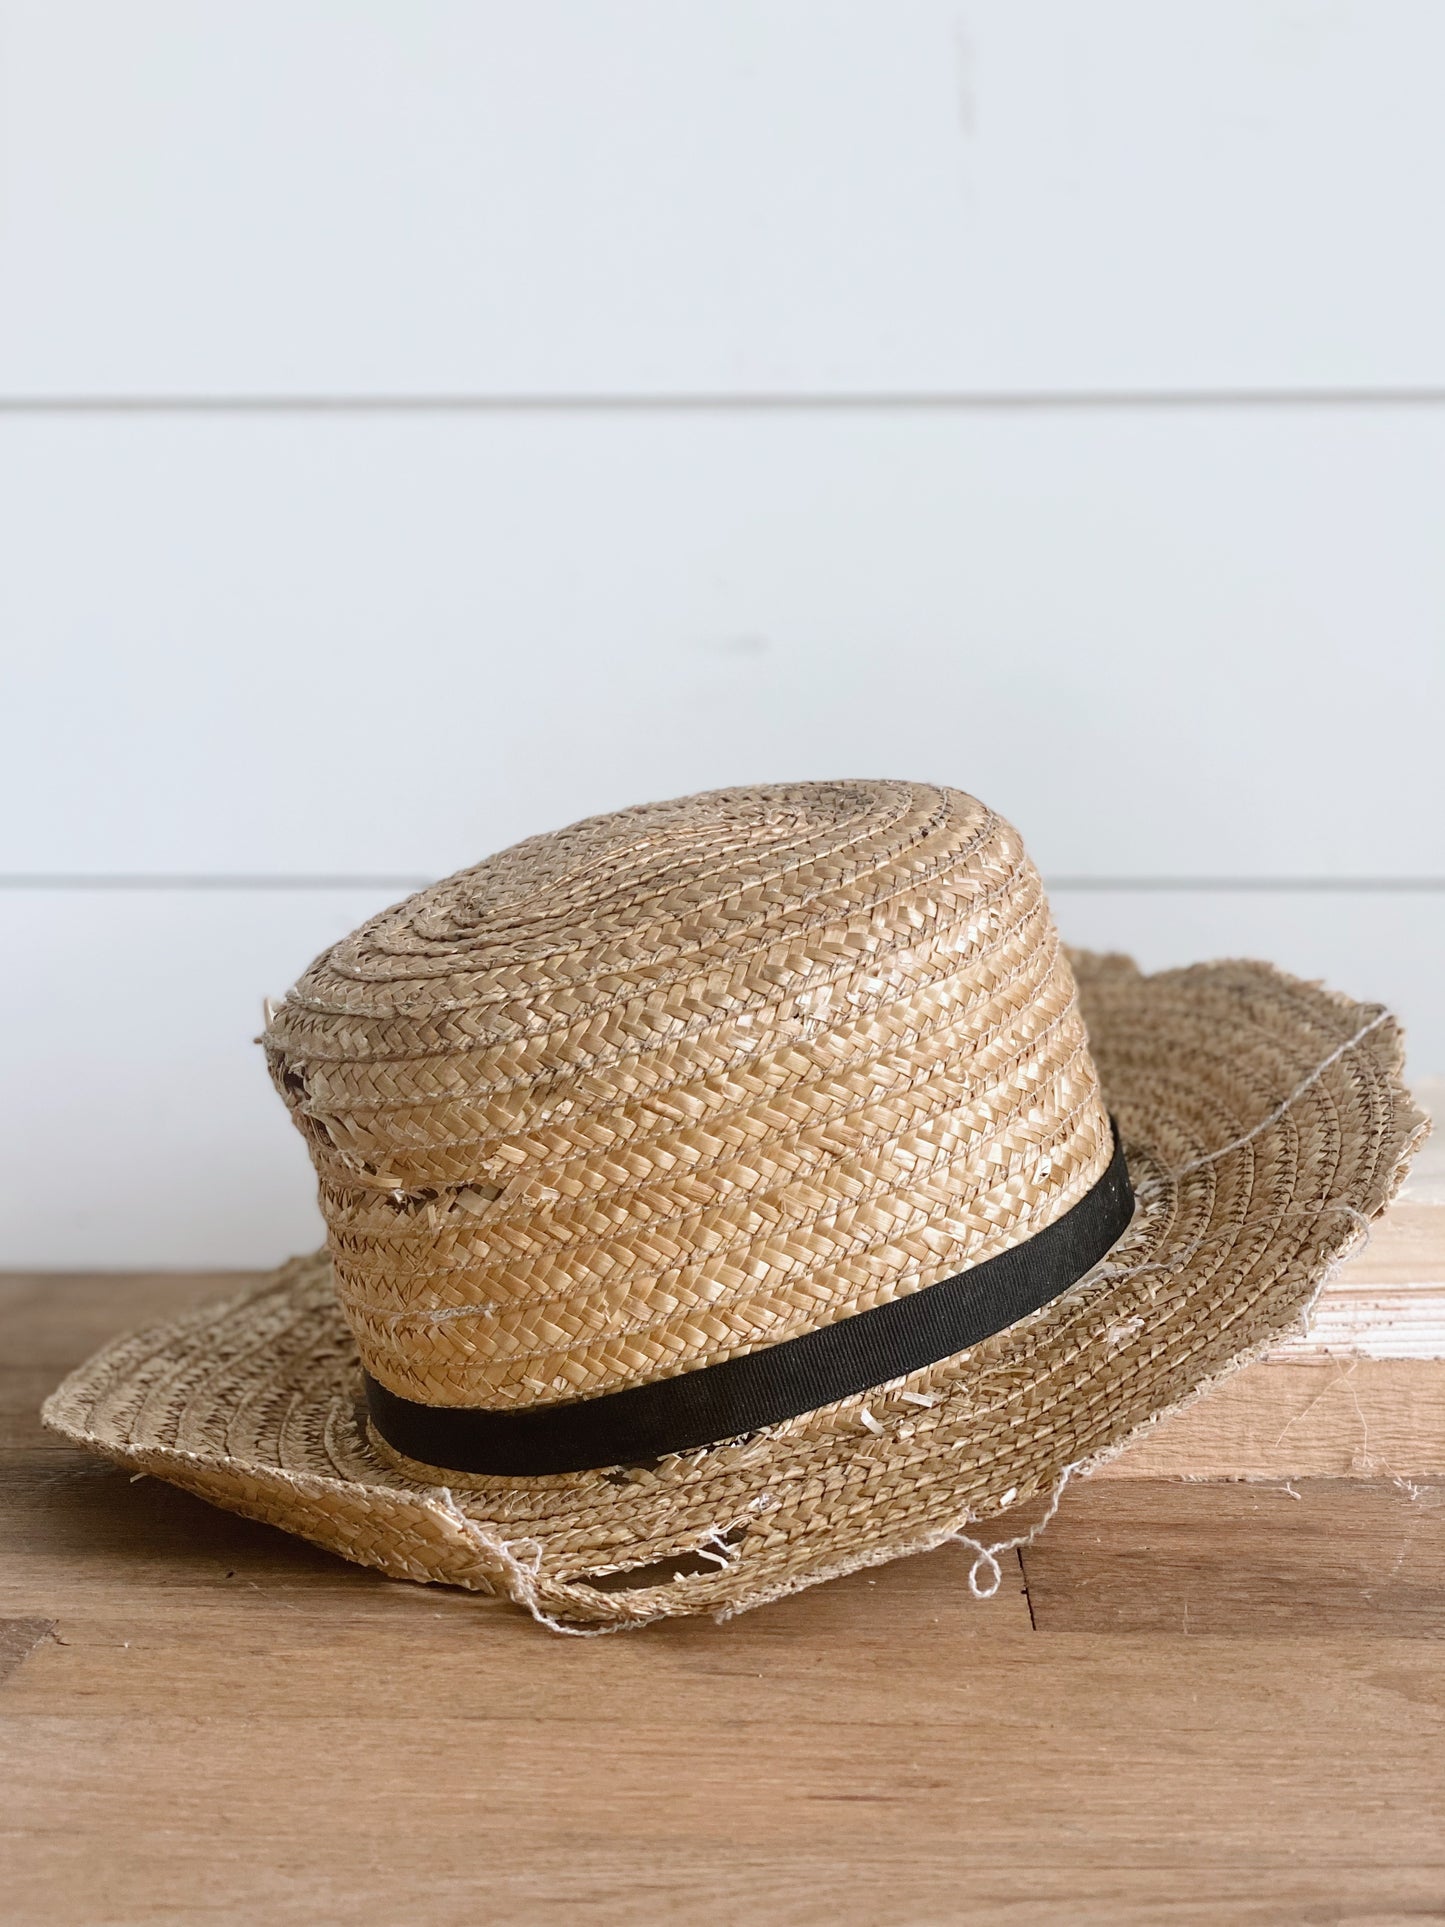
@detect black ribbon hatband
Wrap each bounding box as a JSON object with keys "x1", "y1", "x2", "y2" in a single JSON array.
[{"x1": 363, "y1": 1129, "x2": 1134, "y2": 1478}]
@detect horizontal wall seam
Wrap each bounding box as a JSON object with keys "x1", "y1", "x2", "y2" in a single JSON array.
[
  {"x1": 7, "y1": 389, "x2": 1445, "y2": 416},
  {"x1": 3, "y1": 877, "x2": 1444, "y2": 894}
]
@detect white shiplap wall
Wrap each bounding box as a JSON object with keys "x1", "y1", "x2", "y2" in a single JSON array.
[
  {"x1": 7, "y1": 1, "x2": 1445, "y2": 395},
  {"x1": 2, "y1": 1, "x2": 1442, "y2": 1266}
]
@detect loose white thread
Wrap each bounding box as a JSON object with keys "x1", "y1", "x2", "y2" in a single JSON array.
[
  {"x1": 434, "y1": 1492, "x2": 767, "y2": 1636},
  {"x1": 948, "y1": 1462, "x2": 1081, "y2": 1599},
  {"x1": 1168, "y1": 1011, "x2": 1390, "y2": 1180},
  {"x1": 431, "y1": 1496, "x2": 627, "y2": 1638},
  {"x1": 694, "y1": 1524, "x2": 746, "y2": 1569},
  {"x1": 1328, "y1": 1202, "x2": 1374, "y2": 1258}
]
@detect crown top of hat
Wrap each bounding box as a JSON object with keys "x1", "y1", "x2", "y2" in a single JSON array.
[{"x1": 263, "y1": 780, "x2": 1112, "y2": 1415}]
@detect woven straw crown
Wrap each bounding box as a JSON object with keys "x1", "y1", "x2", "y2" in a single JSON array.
[{"x1": 262, "y1": 780, "x2": 1114, "y2": 1419}]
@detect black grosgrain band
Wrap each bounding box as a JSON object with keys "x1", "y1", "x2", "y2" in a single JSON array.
[{"x1": 363, "y1": 1127, "x2": 1134, "y2": 1478}]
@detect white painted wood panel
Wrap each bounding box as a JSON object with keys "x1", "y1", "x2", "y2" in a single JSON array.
[
  {"x1": 1049, "y1": 889, "x2": 1445, "y2": 1086},
  {"x1": 3, "y1": 2, "x2": 1444, "y2": 396},
  {"x1": 0, "y1": 888, "x2": 397, "y2": 1269},
  {"x1": 1, "y1": 886, "x2": 1438, "y2": 1267},
  {"x1": 3, "y1": 406, "x2": 1442, "y2": 878}
]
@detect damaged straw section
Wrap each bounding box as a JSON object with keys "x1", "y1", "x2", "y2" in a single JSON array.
[{"x1": 44, "y1": 780, "x2": 1428, "y2": 1629}]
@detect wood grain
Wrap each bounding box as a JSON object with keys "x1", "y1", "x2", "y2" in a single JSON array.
[
  {"x1": 1092, "y1": 1357, "x2": 1445, "y2": 1479},
  {"x1": 3, "y1": 1618, "x2": 1441, "y2": 1925},
  {"x1": 1318, "y1": 1202, "x2": 1445, "y2": 1290},
  {"x1": 0, "y1": 1616, "x2": 54, "y2": 1685},
  {"x1": 4, "y1": 1270, "x2": 1444, "y2": 1924},
  {"x1": 1022, "y1": 1477, "x2": 1445, "y2": 1635}
]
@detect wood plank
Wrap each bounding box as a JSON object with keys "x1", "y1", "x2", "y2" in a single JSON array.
[
  {"x1": 1, "y1": 1371, "x2": 73, "y2": 1452},
  {"x1": 5, "y1": 1279, "x2": 1444, "y2": 1925},
  {"x1": 1308, "y1": 1201, "x2": 1445, "y2": 1292},
  {"x1": 5, "y1": 409, "x2": 1444, "y2": 881},
  {"x1": 1096, "y1": 1358, "x2": 1445, "y2": 1479},
  {"x1": 0, "y1": 1441, "x2": 1034, "y2": 1634},
  {"x1": 2, "y1": 1639, "x2": 1441, "y2": 1924},
  {"x1": 2, "y1": 1647, "x2": 1441, "y2": 1820},
  {"x1": 0, "y1": 1572, "x2": 1037, "y2": 1724},
  {"x1": 0, "y1": 1270, "x2": 276, "y2": 1366},
  {"x1": 5, "y1": 3, "x2": 1444, "y2": 397},
  {"x1": 1022, "y1": 1477, "x2": 1445, "y2": 1634},
  {"x1": 0, "y1": 1447, "x2": 393, "y2": 1601},
  {"x1": 1401, "y1": 1078, "x2": 1445, "y2": 1203},
  {"x1": 0, "y1": 1855, "x2": 1441, "y2": 1927},
  {"x1": 0, "y1": 1616, "x2": 53, "y2": 1685},
  {"x1": 1276, "y1": 1282, "x2": 1445, "y2": 1361}
]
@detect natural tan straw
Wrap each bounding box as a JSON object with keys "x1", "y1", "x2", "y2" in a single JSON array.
[{"x1": 46, "y1": 780, "x2": 1428, "y2": 1629}]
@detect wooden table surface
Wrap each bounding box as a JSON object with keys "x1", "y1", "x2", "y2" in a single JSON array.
[{"x1": 4, "y1": 1268, "x2": 1444, "y2": 1926}]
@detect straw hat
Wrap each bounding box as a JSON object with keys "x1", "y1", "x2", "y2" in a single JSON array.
[{"x1": 46, "y1": 781, "x2": 1426, "y2": 1630}]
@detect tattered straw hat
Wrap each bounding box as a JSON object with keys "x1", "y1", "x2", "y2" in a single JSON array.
[{"x1": 47, "y1": 781, "x2": 1426, "y2": 1630}]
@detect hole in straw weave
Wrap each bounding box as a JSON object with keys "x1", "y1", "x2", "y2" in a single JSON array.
[
  {"x1": 599, "y1": 1459, "x2": 663, "y2": 1486},
  {"x1": 573, "y1": 1524, "x2": 749, "y2": 1592},
  {"x1": 385, "y1": 1187, "x2": 440, "y2": 1217},
  {"x1": 380, "y1": 1181, "x2": 505, "y2": 1217},
  {"x1": 447, "y1": 1182, "x2": 506, "y2": 1215}
]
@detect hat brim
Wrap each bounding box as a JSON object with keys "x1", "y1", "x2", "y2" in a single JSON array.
[{"x1": 44, "y1": 952, "x2": 1427, "y2": 1629}]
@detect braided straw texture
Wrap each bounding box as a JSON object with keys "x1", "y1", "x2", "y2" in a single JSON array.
[
  {"x1": 45, "y1": 789, "x2": 1429, "y2": 1630},
  {"x1": 259, "y1": 781, "x2": 1112, "y2": 1410}
]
